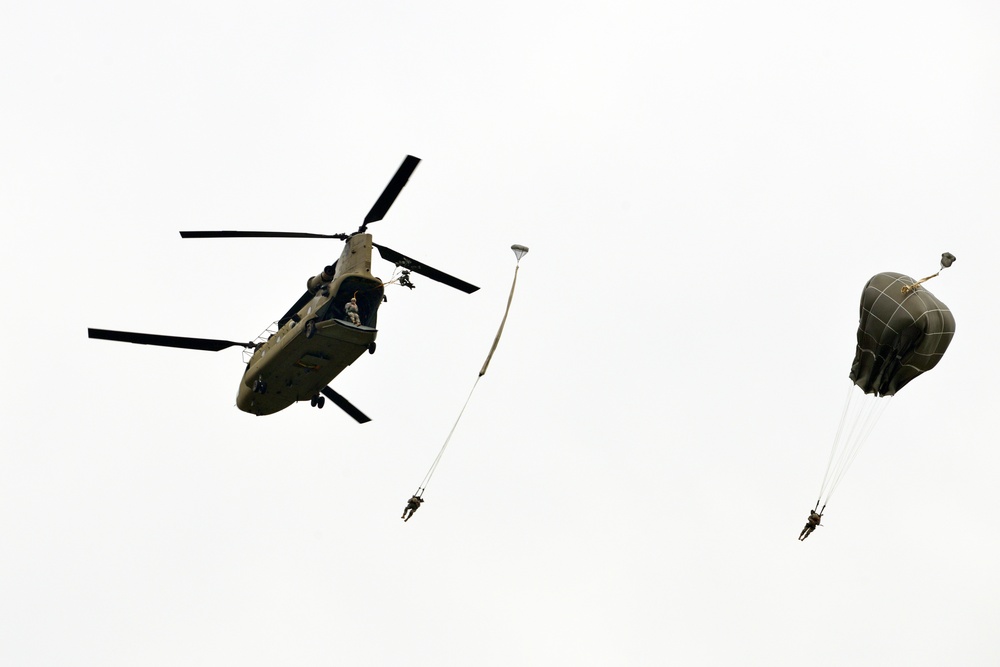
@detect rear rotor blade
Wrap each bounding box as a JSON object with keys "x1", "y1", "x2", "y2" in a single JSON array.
[
  {"x1": 373, "y1": 243, "x2": 479, "y2": 294},
  {"x1": 180, "y1": 231, "x2": 347, "y2": 239},
  {"x1": 89, "y1": 328, "x2": 253, "y2": 352},
  {"x1": 363, "y1": 155, "x2": 421, "y2": 226},
  {"x1": 320, "y1": 386, "x2": 372, "y2": 423}
]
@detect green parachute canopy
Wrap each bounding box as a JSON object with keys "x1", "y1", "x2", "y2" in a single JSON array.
[{"x1": 849, "y1": 272, "x2": 955, "y2": 397}]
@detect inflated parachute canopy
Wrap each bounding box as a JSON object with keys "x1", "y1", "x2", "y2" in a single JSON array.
[{"x1": 850, "y1": 272, "x2": 955, "y2": 397}]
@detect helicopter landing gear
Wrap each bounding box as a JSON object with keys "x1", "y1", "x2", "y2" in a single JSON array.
[
  {"x1": 310, "y1": 394, "x2": 325, "y2": 409},
  {"x1": 305, "y1": 320, "x2": 317, "y2": 339},
  {"x1": 252, "y1": 378, "x2": 268, "y2": 394},
  {"x1": 368, "y1": 342, "x2": 376, "y2": 354}
]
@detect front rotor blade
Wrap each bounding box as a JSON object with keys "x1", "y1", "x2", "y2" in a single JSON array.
[
  {"x1": 373, "y1": 243, "x2": 479, "y2": 294},
  {"x1": 180, "y1": 231, "x2": 347, "y2": 239},
  {"x1": 363, "y1": 155, "x2": 421, "y2": 225},
  {"x1": 89, "y1": 328, "x2": 253, "y2": 352},
  {"x1": 321, "y1": 386, "x2": 372, "y2": 423}
]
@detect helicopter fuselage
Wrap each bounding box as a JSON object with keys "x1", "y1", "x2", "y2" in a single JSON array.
[
  {"x1": 89, "y1": 155, "x2": 480, "y2": 422},
  {"x1": 237, "y1": 233, "x2": 384, "y2": 415}
]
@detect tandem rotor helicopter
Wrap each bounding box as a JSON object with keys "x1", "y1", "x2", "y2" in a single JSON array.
[{"x1": 89, "y1": 155, "x2": 478, "y2": 423}]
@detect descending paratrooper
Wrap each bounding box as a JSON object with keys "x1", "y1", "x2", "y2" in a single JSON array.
[{"x1": 802, "y1": 253, "x2": 956, "y2": 541}]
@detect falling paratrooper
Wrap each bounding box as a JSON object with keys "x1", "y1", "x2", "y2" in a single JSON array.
[{"x1": 802, "y1": 252, "x2": 956, "y2": 540}]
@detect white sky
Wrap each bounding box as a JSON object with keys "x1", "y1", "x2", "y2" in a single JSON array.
[{"x1": 2, "y1": 2, "x2": 999, "y2": 665}]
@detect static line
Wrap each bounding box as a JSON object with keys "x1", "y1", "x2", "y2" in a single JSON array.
[
  {"x1": 414, "y1": 245, "x2": 527, "y2": 497},
  {"x1": 417, "y1": 376, "x2": 481, "y2": 495}
]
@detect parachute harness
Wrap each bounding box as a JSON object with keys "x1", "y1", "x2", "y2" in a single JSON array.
[{"x1": 411, "y1": 245, "x2": 529, "y2": 502}]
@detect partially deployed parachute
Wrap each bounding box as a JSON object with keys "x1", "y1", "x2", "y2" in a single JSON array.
[
  {"x1": 850, "y1": 270, "x2": 956, "y2": 397},
  {"x1": 406, "y1": 244, "x2": 530, "y2": 516},
  {"x1": 811, "y1": 254, "x2": 956, "y2": 522}
]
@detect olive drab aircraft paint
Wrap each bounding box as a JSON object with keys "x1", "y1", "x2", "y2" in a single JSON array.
[{"x1": 89, "y1": 156, "x2": 478, "y2": 422}]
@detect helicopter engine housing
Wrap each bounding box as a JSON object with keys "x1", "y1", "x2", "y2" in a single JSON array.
[{"x1": 307, "y1": 265, "x2": 337, "y2": 293}]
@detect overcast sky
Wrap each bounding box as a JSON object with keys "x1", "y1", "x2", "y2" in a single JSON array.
[{"x1": 3, "y1": 2, "x2": 999, "y2": 665}]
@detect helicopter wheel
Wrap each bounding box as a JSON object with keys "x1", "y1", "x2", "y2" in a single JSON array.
[
  {"x1": 317, "y1": 396, "x2": 325, "y2": 409},
  {"x1": 368, "y1": 342, "x2": 376, "y2": 354},
  {"x1": 310, "y1": 395, "x2": 317, "y2": 407},
  {"x1": 305, "y1": 320, "x2": 317, "y2": 339}
]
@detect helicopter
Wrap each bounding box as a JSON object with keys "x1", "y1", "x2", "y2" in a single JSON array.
[{"x1": 89, "y1": 155, "x2": 478, "y2": 423}]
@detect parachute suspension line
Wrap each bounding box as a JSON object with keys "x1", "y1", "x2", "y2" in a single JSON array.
[
  {"x1": 821, "y1": 392, "x2": 873, "y2": 506},
  {"x1": 816, "y1": 382, "x2": 857, "y2": 504},
  {"x1": 827, "y1": 392, "x2": 878, "y2": 495},
  {"x1": 416, "y1": 375, "x2": 481, "y2": 496},
  {"x1": 817, "y1": 387, "x2": 893, "y2": 507},
  {"x1": 824, "y1": 396, "x2": 891, "y2": 502}
]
